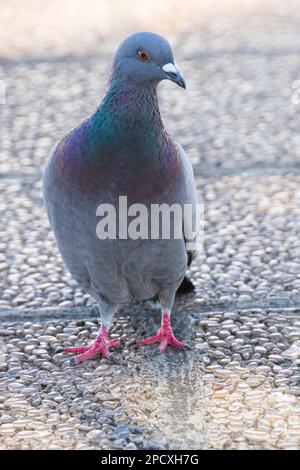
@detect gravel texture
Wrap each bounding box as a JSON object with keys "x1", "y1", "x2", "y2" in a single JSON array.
[
  {"x1": 0, "y1": 306, "x2": 299, "y2": 450},
  {"x1": 1, "y1": 0, "x2": 300, "y2": 450}
]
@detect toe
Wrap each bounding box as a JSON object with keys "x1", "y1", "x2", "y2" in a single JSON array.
[
  {"x1": 159, "y1": 336, "x2": 168, "y2": 352},
  {"x1": 70, "y1": 346, "x2": 102, "y2": 364},
  {"x1": 108, "y1": 338, "x2": 121, "y2": 348},
  {"x1": 64, "y1": 345, "x2": 90, "y2": 354},
  {"x1": 139, "y1": 334, "x2": 161, "y2": 346},
  {"x1": 182, "y1": 342, "x2": 195, "y2": 353}
]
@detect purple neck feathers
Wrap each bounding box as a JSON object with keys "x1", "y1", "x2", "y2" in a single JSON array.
[{"x1": 59, "y1": 71, "x2": 180, "y2": 197}]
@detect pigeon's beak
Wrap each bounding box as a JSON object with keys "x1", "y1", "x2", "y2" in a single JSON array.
[{"x1": 162, "y1": 63, "x2": 186, "y2": 89}]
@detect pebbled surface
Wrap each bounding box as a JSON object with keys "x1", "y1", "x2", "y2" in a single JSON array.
[
  {"x1": 1, "y1": 0, "x2": 300, "y2": 450},
  {"x1": 0, "y1": 305, "x2": 299, "y2": 450}
]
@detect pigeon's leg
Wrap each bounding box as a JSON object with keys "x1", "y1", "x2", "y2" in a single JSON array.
[
  {"x1": 139, "y1": 289, "x2": 186, "y2": 352},
  {"x1": 138, "y1": 311, "x2": 185, "y2": 352},
  {"x1": 64, "y1": 302, "x2": 120, "y2": 365}
]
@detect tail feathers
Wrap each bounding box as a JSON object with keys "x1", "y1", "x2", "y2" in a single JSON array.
[{"x1": 176, "y1": 275, "x2": 195, "y2": 295}]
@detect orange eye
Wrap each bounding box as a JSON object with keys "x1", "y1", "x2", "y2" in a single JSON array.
[{"x1": 138, "y1": 50, "x2": 149, "y2": 61}]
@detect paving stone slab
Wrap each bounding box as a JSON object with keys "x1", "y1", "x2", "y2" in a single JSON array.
[{"x1": 0, "y1": 306, "x2": 299, "y2": 450}]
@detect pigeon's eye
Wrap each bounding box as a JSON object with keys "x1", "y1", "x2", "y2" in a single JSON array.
[{"x1": 137, "y1": 50, "x2": 149, "y2": 61}]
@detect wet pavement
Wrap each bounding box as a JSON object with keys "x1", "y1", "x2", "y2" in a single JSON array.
[{"x1": 1, "y1": 1, "x2": 300, "y2": 450}]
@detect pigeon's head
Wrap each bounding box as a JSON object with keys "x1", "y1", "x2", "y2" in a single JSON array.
[{"x1": 112, "y1": 32, "x2": 186, "y2": 89}]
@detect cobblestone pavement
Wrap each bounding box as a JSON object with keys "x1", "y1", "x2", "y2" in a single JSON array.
[{"x1": 1, "y1": 1, "x2": 300, "y2": 450}]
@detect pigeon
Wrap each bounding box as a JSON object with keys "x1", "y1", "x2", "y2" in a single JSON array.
[{"x1": 43, "y1": 32, "x2": 197, "y2": 364}]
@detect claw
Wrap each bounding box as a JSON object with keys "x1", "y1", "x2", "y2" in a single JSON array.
[
  {"x1": 182, "y1": 342, "x2": 195, "y2": 353},
  {"x1": 151, "y1": 347, "x2": 163, "y2": 356},
  {"x1": 108, "y1": 354, "x2": 120, "y2": 365},
  {"x1": 108, "y1": 338, "x2": 121, "y2": 348},
  {"x1": 64, "y1": 345, "x2": 91, "y2": 354},
  {"x1": 69, "y1": 357, "x2": 77, "y2": 366}
]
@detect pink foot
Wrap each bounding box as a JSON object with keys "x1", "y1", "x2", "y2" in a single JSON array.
[
  {"x1": 64, "y1": 325, "x2": 120, "y2": 365},
  {"x1": 138, "y1": 313, "x2": 186, "y2": 353}
]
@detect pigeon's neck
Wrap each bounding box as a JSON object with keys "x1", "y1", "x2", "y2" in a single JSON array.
[
  {"x1": 85, "y1": 75, "x2": 179, "y2": 189},
  {"x1": 90, "y1": 74, "x2": 176, "y2": 165},
  {"x1": 98, "y1": 74, "x2": 163, "y2": 132},
  {"x1": 59, "y1": 74, "x2": 180, "y2": 199}
]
